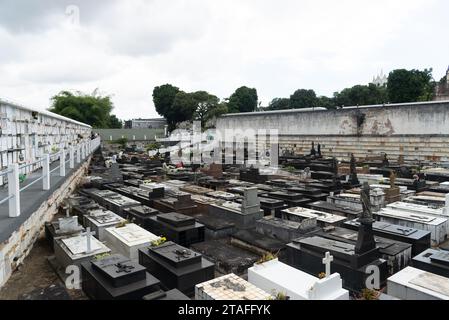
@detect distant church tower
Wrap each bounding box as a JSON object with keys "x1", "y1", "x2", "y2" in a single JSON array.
[
  {"x1": 446, "y1": 65, "x2": 449, "y2": 85},
  {"x1": 434, "y1": 66, "x2": 449, "y2": 101},
  {"x1": 372, "y1": 70, "x2": 388, "y2": 87}
]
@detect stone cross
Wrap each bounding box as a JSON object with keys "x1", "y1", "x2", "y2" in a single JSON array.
[
  {"x1": 85, "y1": 227, "x2": 96, "y2": 253},
  {"x1": 65, "y1": 205, "x2": 70, "y2": 218},
  {"x1": 322, "y1": 251, "x2": 333, "y2": 278}
]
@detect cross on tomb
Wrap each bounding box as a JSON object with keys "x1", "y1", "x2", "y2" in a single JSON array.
[
  {"x1": 115, "y1": 263, "x2": 135, "y2": 274},
  {"x1": 83, "y1": 227, "x2": 96, "y2": 254},
  {"x1": 322, "y1": 251, "x2": 334, "y2": 278},
  {"x1": 397, "y1": 227, "x2": 411, "y2": 235},
  {"x1": 63, "y1": 205, "x2": 70, "y2": 218},
  {"x1": 174, "y1": 249, "x2": 192, "y2": 260}
]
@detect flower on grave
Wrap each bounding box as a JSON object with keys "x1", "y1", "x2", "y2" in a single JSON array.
[
  {"x1": 94, "y1": 253, "x2": 111, "y2": 261},
  {"x1": 116, "y1": 220, "x2": 130, "y2": 228},
  {"x1": 360, "y1": 288, "x2": 380, "y2": 300},
  {"x1": 256, "y1": 253, "x2": 277, "y2": 265},
  {"x1": 150, "y1": 236, "x2": 167, "y2": 247},
  {"x1": 267, "y1": 290, "x2": 290, "y2": 300},
  {"x1": 318, "y1": 272, "x2": 326, "y2": 279}
]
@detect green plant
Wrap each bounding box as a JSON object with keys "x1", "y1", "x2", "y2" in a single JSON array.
[
  {"x1": 146, "y1": 142, "x2": 162, "y2": 152},
  {"x1": 51, "y1": 146, "x2": 60, "y2": 154},
  {"x1": 151, "y1": 236, "x2": 167, "y2": 247},
  {"x1": 19, "y1": 174, "x2": 27, "y2": 184},
  {"x1": 285, "y1": 166, "x2": 296, "y2": 173},
  {"x1": 93, "y1": 253, "x2": 111, "y2": 261},
  {"x1": 113, "y1": 137, "x2": 128, "y2": 148}
]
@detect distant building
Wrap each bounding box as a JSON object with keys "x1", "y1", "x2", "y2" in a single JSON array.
[
  {"x1": 371, "y1": 70, "x2": 388, "y2": 87},
  {"x1": 124, "y1": 118, "x2": 167, "y2": 129},
  {"x1": 434, "y1": 66, "x2": 449, "y2": 101}
]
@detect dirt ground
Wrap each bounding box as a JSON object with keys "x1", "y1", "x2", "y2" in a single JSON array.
[{"x1": 0, "y1": 231, "x2": 87, "y2": 300}]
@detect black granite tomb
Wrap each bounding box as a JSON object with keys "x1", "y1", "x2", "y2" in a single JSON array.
[
  {"x1": 412, "y1": 249, "x2": 449, "y2": 278},
  {"x1": 266, "y1": 191, "x2": 310, "y2": 207},
  {"x1": 317, "y1": 226, "x2": 412, "y2": 275},
  {"x1": 138, "y1": 241, "x2": 214, "y2": 295},
  {"x1": 148, "y1": 212, "x2": 205, "y2": 246},
  {"x1": 122, "y1": 205, "x2": 159, "y2": 229},
  {"x1": 343, "y1": 219, "x2": 431, "y2": 256},
  {"x1": 81, "y1": 254, "x2": 161, "y2": 300},
  {"x1": 282, "y1": 236, "x2": 388, "y2": 292}
]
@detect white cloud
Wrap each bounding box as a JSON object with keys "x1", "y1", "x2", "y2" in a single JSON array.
[{"x1": 0, "y1": 0, "x2": 448, "y2": 120}]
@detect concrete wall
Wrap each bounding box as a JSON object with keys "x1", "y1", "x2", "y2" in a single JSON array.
[
  {"x1": 96, "y1": 128, "x2": 164, "y2": 142},
  {"x1": 216, "y1": 101, "x2": 449, "y2": 162},
  {"x1": 0, "y1": 157, "x2": 91, "y2": 288},
  {"x1": 0, "y1": 98, "x2": 92, "y2": 185}
]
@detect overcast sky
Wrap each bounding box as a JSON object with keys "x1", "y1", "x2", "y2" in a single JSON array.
[{"x1": 1, "y1": 0, "x2": 448, "y2": 120}]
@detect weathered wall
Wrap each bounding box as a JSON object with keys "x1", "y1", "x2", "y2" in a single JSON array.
[
  {"x1": 0, "y1": 158, "x2": 91, "y2": 288},
  {"x1": 0, "y1": 98, "x2": 92, "y2": 185},
  {"x1": 96, "y1": 128, "x2": 164, "y2": 142},
  {"x1": 216, "y1": 101, "x2": 449, "y2": 162}
]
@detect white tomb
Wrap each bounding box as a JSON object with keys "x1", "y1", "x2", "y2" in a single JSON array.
[
  {"x1": 83, "y1": 209, "x2": 125, "y2": 241},
  {"x1": 103, "y1": 223, "x2": 160, "y2": 260},
  {"x1": 387, "y1": 201, "x2": 448, "y2": 217},
  {"x1": 248, "y1": 258, "x2": 349, "y2": 300},
  {"x1": 356, "y1": 174, "x2": 386, "y2": 185},
  {"x1": 375, "y1": 208, "x2": 448, "y2": 246},
  {"x1": 162, "y1": 180, "x2": 188, "y2": 190},
  {"x1": 327, "y1": 190, "x2": 385, "y2": 212},
  {"x1": 281, "y1": 207, "x2": 347, "y2": 226},
  {"x1": 195, "y1": 273, "x2": 271, "y2": 300},
  {"x1": 387, "y1": 267, "x2": 449, "y2": 300},
  {"x1": 53, "y1": 231, "x2": 111, "y2": 268}
]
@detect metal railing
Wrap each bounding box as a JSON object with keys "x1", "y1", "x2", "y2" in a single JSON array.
[{"x1": 0, "y1": 136, "x2": 101, "y2": 218}]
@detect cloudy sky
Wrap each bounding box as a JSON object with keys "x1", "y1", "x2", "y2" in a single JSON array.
[{"x1": 1, "y1": 0, "x2": 448, "y2": 120}]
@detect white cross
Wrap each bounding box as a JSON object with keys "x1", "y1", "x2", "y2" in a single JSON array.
[
  {"x1": 322, "y1": 251, "x2": 333, "y2": 278},
  {"x1": 65, "y1": 206, "x2": 70, "y2": 218},
  {"x1": 83, "y1": 227, "x2": 96, "y2": 254}
]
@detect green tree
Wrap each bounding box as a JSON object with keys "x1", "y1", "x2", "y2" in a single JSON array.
[
  {"x1": 170, "y1": 91, "x2": 198, "y2": 126},
  {"x1": 227, "y1": 86, "x2": 258, "y2": 113},
  {"x1": 317, "y1": 96, "x2": 336, "y2": 109},
  {"x1": 190, "y1": 91, "x2": 228, "y2": 128},
  {"x1": 152, "y1": 84, "x2": 181, "y2": 129},
  {"x1": 109, "y1": 114, "x2": 123, "y2": 128},
  {"x1": 267, "y1": 98, "x2": 290, "y2": 110},
  {"x1": 334, "y1": 84, "x2": 387, "y2": 107},
  {"x1": 387, "y1": 69, "x2": 435, "y2": 103},
  {"x1": 49, "y1": 90, "x2": 121, "y2": 128},
  {"x1": 289, "y1": 89, "x2": 318, "y2": 109}
]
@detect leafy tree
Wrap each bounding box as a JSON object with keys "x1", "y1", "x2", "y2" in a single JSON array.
[
  {"x1": 191, "y1": 91, "x2": 219, "y2": 123},
  {"x1": 49, "y1": 90, "x2": 121, "y2": 128},
  {"x1": 334, "y1": 84, "x2": 387, "y2": 107},
  {"x1": 387, "y1": 69, "x2": 435, "y2": 103},
  {"x1": 227, "y1": 86, "x2": 258, "y2": 113},
  {"x1": 170, "y1": 91, "x2": 198, "y2": 126},
  {"x1": 289, "y1": 89, "x2": 318, "y2": 109},
  {"x1": 267, "y1": 98, "x2": 290, "y2": 110},
  {"x1": 317, "y1": 96, "x2": 336, "y2": 109},
  {"x1": 152, "y1": 84, "x2": 181, "y2": 129},
  {"x1": 109, "y1": 114, "x2": 123, "y2": 128}
]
